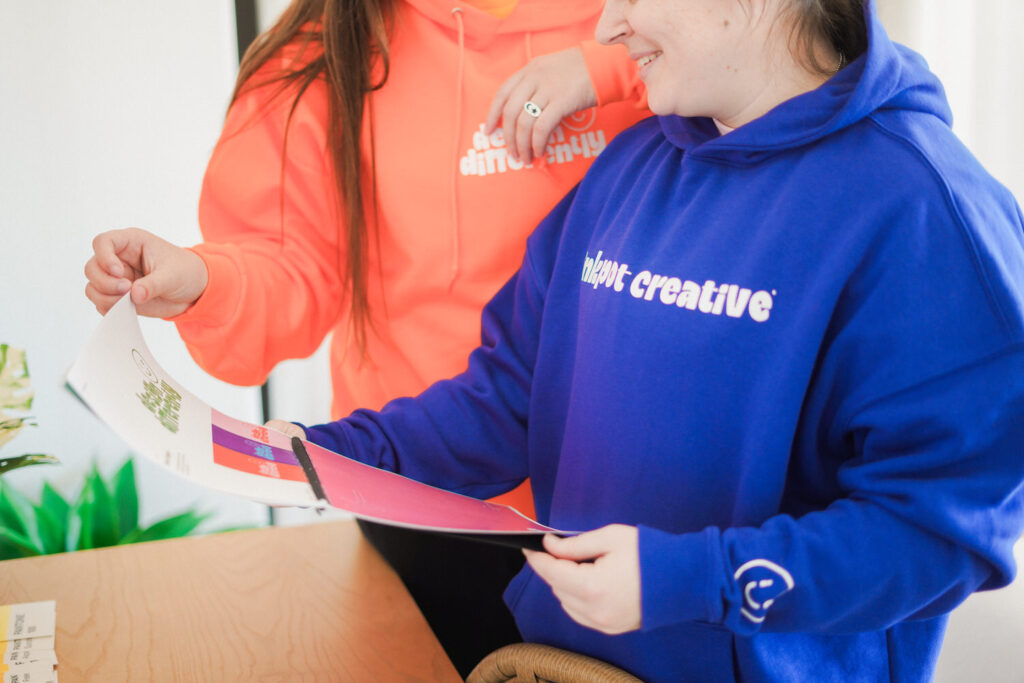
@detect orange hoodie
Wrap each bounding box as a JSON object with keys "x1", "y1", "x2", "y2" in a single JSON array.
[{"x1": 173, "y1": 0, "x2": 648, "y2": 513}]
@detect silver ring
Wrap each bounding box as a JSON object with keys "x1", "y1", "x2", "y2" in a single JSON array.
[{"x1": 524, "y1": 101, "x2": 542, "y2": 118}]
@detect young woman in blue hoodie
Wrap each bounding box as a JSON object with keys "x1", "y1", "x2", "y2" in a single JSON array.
[{"x1": 272, "y1": 0, "x2": 1024, "y2": 679}]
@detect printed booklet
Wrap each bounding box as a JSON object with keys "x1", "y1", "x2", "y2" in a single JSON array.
[{"x1": 65, "y1": 295, "x2": 560, "y2": 549}]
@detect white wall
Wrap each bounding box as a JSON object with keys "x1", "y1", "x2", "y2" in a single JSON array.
[
  {"x1": 1, "y1": 1, "x2": 267, "y2": 530},
  {"x1": 877, "y1": 0, "x2": 1024, "y2": 200},
  {"x1": 256, "y1": 0, "x2": 294, "y2": 30}
]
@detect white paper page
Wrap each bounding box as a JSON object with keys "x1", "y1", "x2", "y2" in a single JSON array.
[{"x1": 65, "y1": 296, "x2": 317, "y2": 508}]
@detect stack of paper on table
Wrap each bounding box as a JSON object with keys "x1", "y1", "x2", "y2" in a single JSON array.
[{"x1": 0, "y1": 601, "x2": 58, "y2": 683}]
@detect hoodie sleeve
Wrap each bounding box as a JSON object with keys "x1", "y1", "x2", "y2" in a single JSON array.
[
  {"x1": 639, "y1": 346, "x2": 1024, "y2": 635},
  {"x1": 303, "y1": 189, "x2": 576, "y2": 498},
  {"x1": 171, "y1": 66, "x2": 346, "y2": 386},
  {"x1": 580, "y1": 41, "x2": 647, "y2": 110}
]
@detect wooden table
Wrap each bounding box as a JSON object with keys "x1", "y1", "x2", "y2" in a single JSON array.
[{"x1": 0, "y1": 520, "x2": 461, "y2": 681}]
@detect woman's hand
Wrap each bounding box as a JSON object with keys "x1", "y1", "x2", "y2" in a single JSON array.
[
  {"x1": 523, "y1": 524, "x2": 641, "y2": 635},
  {"x1": 265, "y1": 419, "x2": 306, "y2": 440},
  {"x1": 84, "y1": 228, "x2": 208, "y2": 318},
  {"x1": 485, "y1": 46, "x2": 597, "y2": 165}
]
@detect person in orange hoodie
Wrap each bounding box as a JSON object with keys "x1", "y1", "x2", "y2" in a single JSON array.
[{"x1": 84, "y1": 0, "x2": 646, "y2": 673}]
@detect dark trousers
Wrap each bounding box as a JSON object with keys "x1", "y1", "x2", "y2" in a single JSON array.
[{"x1": 357, "y1": 519, "x2": 525, "y2": 677}]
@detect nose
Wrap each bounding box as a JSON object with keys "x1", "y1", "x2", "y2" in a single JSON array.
[{"x1": 595, "y1": 0, "x2": 629, "y2": 46}]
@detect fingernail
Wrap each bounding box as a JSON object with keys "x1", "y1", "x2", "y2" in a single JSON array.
[
  {"x1": 116, "y1": 280, "x2": 130, "y2": 294},
  {"x1": 109, "y1": 261, "x2": 123, "y2": 277}
]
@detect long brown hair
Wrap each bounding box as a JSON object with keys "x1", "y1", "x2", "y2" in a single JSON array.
[{"x1": 231, "y1": 0, "x2": 397, "y2": 356}]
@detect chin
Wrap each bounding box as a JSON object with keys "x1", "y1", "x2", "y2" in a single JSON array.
[
  {"x1": 645, "y1": 91, "x2": 690, "y2": 118},
  {"x1": 646, "y1": 98, "x2": 677, "y2": 117}
]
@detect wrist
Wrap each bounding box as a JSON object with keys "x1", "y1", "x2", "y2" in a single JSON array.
[
  {"x1": 168, "y1": 245, "x2": 239, "y2": 325},
  {"x1": 184, "y1": 247, "x2": 210, "y2": 306}
]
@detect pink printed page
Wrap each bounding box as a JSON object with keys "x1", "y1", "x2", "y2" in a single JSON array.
[{"x1": 302, "y1": 439, "x2": 559, "y2": 535}]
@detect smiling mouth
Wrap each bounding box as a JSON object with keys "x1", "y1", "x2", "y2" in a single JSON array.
[{"x1": 637, "y1": 52, "x2": 661, "y2": 69}]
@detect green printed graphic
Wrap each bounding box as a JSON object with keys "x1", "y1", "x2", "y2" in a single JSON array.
[{"x1": 132, "y1": 348, "x2": 181, "y2": 433}]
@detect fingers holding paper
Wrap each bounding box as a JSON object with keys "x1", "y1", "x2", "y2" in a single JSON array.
[
  {"x1": 524, "y1": 524, "x2": 641, "y2": 635},
  {"x1": 84, "y1": 228, "x2": 208, "y2": 318},
  {"x1": 266, "y1": 419, "x2": 306, "y2": 440}
]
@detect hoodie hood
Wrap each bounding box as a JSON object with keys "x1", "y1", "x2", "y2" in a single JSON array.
[
  {"x1": 661, "y1": 0, "x2": 953, "y2": 165},
  {"x1": 403, "y1": 0, "x2": 604, "y2": 50}
]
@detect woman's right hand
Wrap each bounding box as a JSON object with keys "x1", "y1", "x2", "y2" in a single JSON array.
[
  {"x1": 485, "y1": 46, "x2": 597, "y2": 166},
  {"x1": 84, "y1": 228, "x2": 209, "y2": 318}
]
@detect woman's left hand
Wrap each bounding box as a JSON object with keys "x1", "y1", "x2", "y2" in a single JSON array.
[
  {"x1": 265, "y1": 419, "x2": 306, "y2": 440},
  {"x1": 485, "y1": 47, "x2": 597, "y2": 165},
  {"x1": 523, "y1": 524, "x2": 641, "y2": 634}
]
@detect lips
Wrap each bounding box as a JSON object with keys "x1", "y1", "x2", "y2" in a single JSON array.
[
  {"x1": 637, "y1": 53, "x2": 660, "y2": 68},
  {"x1": 634, "y1": 51, "x2": 662, "y2": 77}
]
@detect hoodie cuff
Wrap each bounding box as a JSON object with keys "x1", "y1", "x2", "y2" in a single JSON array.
[
  {"x1": 168, "y1": 244, "x2": 244, "y2": 328},
  {"x1": 580, "y1": 40, "x2": 640, "y2": 107},
  {"x1": 303, "y1": 421, "x2": 363, "y2": 464},
  {"x1": 639, "y1": 525, "x2": 721, "y2": 632}
]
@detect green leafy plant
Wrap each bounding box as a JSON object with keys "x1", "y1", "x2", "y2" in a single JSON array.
[
  {"x1": 0, "y1": 344, "x2": 59, "y2": 475},
  {"x1": 0, "y1": 458, "x2": 210, "y2": 561}
]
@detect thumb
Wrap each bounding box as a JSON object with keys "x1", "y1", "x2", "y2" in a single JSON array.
[
  {"x1": 130, "y1": 248, "x2": 206, "y2": 308},
  {"x1": 129, "y1": 279, "x2": 152, "y2": 305},
  {"x1": 129, "y1": 266, "x2": 187, "y2": 310},
  {"x1": 543, "y1": 527, "x2": 616, "y2": 562},
  {"x1": 266, "y1": 419, "x2": 306, "y2": 440},
  {"x1": 130, "y1": 270, "x2": 171, "y2": 305}
]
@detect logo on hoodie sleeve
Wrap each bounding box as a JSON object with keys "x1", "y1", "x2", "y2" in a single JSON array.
[{"x1": 733, "y1": 559, "x2": 795, "y2": 624}]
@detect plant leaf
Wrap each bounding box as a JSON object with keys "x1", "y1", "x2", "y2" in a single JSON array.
[
  {"x1": 0, "y1": 346, "x2": 33, "y2": 412},
  {"x1": 0, "y1": 482, "x2": 44, "y2": 552},
  {"x1": 117, "y1": 527, "x2": 143, "y2": 545},
  {"x1": 0, "y1": 417, "x2": 32, "y2": 434},
  {"x1": 0, "y1": 453, "x2": 59, "y2": 475},
  {"x1": 86, "y1": 466, "x2": 119, "y2": 548},
  {"x1": 37, "y1": 483, "x2": 71, "y2": 554},
  {"x1": 111, "y1": 458, "x2": 139, "y2": 539},
  {"x1": 0, "y1": 392, "x2": 33, "y2": 413},
  {"x1": 0, "y1": 526, "x2": 43, "y2": 560},
  {"x1": 70, "y1": 483, "x2": 95, "y2": 551},
  {"x1": 34, "y1": 503, "x2": 67, "y2": 555},
  {"x1": 40, "y1": 482, "x2": 70, "y2": 522},
  {"x1": 0, "y1": 482, "x2": 31, "y2": 537},
  {"x1": 130, "y1": 510, "x2": 209, "y2": 544}
]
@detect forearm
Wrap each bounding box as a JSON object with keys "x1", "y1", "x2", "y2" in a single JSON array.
[
  {"x1": 640, "y1": 502, "x2": 995, "y2": 636},
  {"x1": 174, "y1": 241, "x2": 344, "y2": 385}
]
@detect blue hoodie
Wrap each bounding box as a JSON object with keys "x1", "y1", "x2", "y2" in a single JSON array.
[{"x1": 307, "y1": 2, "x2": 1024, "y2": 680}]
